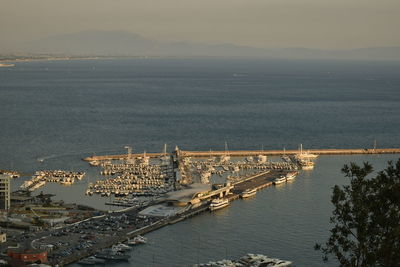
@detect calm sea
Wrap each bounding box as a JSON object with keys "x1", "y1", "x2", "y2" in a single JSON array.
[{"x1": 1, "y1": 58, "x2": 400, "y2": 266}]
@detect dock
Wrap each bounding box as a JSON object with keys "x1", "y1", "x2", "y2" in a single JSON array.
[{"x1": 83, "y1": 148, "x2": 400, "y2": 161}]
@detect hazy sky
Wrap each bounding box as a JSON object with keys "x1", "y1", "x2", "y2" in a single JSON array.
[{"x1": 1, "y1": 0, "x2": 399, "y2": 49}]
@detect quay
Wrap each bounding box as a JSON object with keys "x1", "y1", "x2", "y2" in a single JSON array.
[{"x1": 83, "y1": 148, "x2": 400, "y2": 161}]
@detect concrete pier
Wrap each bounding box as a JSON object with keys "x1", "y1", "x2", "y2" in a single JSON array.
[{"x1": 83, "y1": 148, "x2": 400, "y2": 161}]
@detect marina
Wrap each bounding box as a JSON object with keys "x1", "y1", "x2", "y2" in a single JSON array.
[
  {"x1": 1, "y1": 149, "x2": 300, "y2": 266},
  {"x1": 2, "y1": 146, "x2": 400, "y2": 266},
  {"x1": 20, "y1": 170, "x2": 85, "y2": 191}
]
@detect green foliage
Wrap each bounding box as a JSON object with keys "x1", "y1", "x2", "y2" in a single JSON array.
[{"x1": 316, "y1": 159, "x2": 400, "y2": 267}]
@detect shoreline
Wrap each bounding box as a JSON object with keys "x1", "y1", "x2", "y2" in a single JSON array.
[{"x1": 0, "y1": 56, "x2": 104, "y2": 64}]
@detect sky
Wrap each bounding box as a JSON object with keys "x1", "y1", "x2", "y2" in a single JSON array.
[{"x1": 1, "y1": 0, "x2": 400, "y2": 50}]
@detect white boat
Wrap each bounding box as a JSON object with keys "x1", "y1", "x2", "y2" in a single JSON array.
[
  {"x1": 257, "y1": 155, "x2": 267, "y2": 163},
  {"x1": 238, "y1": 253, "x2": 293, "y2": 267},
  {"x1": 0, "y1": 63, "x2": 15, "y2": 67},
  {"x1": 113, "y1": 243, "x2": 132, "y2": 252},
  {"x1": 285, "y1": 171, "x2": 298, "y2": 181},
  {"x1": 241, "y1": 188, "x2": 257, "y2": 198},
  {"x1": 209, "y1": 198, "x2": 229, "y2": 211},
  {"x1": 300, "y1": 160, "x2": 314, "y2": 170},
  {"x1": 89, "y1": 161, "x2": 100, "y2": 166},
  {"x1": 29, "y1": 180, "x2": 46, "y2": 191},
  {"x1": 245, "y1": 156, "x2": 254, "y2": 162},
  {"x1": 127, "y1": 235, "x2": 147, "y2": 245},
  {"x1": 273, "y1": 176, "x2": 286, "y2": 185},
  {"x1": 219, "y1": 155, "x2": 230, "y2": 163},
  {"x1": 21, "y1": 180, "x2": 33, "y2": 189}
]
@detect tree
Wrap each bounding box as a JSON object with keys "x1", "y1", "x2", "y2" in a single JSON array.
[{"x1": 315, "y1": 159, "x2": 400, "y2": 267}]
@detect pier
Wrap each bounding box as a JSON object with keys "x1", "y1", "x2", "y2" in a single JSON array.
[{"x1": 83, "y1": 148, "x2": 400, "y2": 161}]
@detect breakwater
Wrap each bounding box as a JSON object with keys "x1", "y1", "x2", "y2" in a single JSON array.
[{"x1": 83, "y1": 148, "x2": 400, "y2": 162}]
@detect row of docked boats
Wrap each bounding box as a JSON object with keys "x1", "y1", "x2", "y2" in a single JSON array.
[
  {"x1": 20, "y1": 170, "x2": 85, "y2": 191},
  {"x1": 194, "y1": 253, "x2": 293, "y2": 266},
  {"x1": 273, "y1": 171, "x2": 299, "y2": 185},
  {"x1": 86, "y1": 159, "x2": 174, "y2": 197},
  {"x1": 0, "y1": 169, "x2": 20, "y2": 178},
  {"x1": 78, "y1": 236, "x2": 147, "y2": 265}
]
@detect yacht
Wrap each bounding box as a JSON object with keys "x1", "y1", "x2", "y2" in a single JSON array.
[
  {"x1": 241, "y1": 188, "x2": 257, "y2": 198},
  {"x1": 285, "y1": 171, "x2": 298, "y2": 181},
  {"x1": 209, "y1": 198, "x2": 229, "y2": 211},
  {"x1": 238, "y1": 253, "x2": 293, "y2": 266},
  {"x1": 258, "y1": 155, "x2": 267, "y2": 163},
  {"x1": 127, "y1": 235, "x2": 147, "y2": 245},
  {"x1": 273, "y1": 176, "x2": 286, "y2": 185},
  {"x1": 300, "y1": 160, "x2": 314, "y2": 170},
  {"x1": 113, "y1": 243, "x2": 132, "y2": 252}
]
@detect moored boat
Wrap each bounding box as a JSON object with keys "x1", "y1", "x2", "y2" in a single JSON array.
[
  {"x1": 78, "y1": 256, "x2": 105, "y2": 265},
  {"x1": 112, "y1": 243, "x2": 132, "y2": 252},
  {"x1": 209, "y1": 198, "x2": 229, "y2": 211},
  {"x1": 95, "y1": 249, "x2": 130, "y2": 261},
  {"x1": 127, "y1": 235, "x2": 147, "y2": 245},
  {"x1": 273, "y1": 176, "x2": 286, "y2": 185},
  {"x1": 241, "y1": 188, "x2": 257, "y2": 198},
  {"x1": 285, "y1": 171, "x2": 298, "y2": 181}
]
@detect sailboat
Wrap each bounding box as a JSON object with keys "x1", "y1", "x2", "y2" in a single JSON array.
[
  {"x1": 219, "y1": 142, "x2": 230, "y2": 163},
  {"x1": 282, "y1": 147, "x2": 291, "y2": 163},
  {"x1": 295, "y1": 144, "x2": 318, "y2": 160},
  {"x1": 295, "y1": 144, "x2": 316, "y2": 170}
]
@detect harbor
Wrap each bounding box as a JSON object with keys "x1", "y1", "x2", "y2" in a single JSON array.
[
  {"x1": 1, "y1": 146, "x2": 400, "y2": 266},
  {"x1": 0, "y1": 145, "x2": 317, "y2": 266}
]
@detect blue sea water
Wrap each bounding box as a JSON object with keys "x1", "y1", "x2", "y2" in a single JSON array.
[{"x1": 1, "y1": 58, "x2": 400, "y2": 266}]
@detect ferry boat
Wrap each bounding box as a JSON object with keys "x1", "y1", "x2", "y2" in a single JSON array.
[
  {"x1": 209, "y1": 198, "x2": 229, "y2": 211},
  {"x1": 273, "y1": 176, "x2": 286, "y2": 185},
  {"x1": 241, "y1": 188, "x2": 257, "y2": 198}
]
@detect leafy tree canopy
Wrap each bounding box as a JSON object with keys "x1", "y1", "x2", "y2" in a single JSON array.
[{"x1": 316, "y1": 159, "x2": 400, "y2": 267}]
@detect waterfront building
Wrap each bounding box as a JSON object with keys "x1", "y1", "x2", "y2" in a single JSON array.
[
  {"x1": 0, "y1": 175, "x2": 10, "y2": 211},
  {"x1": 7, "y1": 248, "x2": 48, "y2": 264}
]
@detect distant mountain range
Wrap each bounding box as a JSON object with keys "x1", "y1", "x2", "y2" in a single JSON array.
[{"x1": 3, "y1": 30, "x2": 400, "y2": 61}]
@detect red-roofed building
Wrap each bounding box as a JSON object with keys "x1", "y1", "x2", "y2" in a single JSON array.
[{"x1": 7, "y1": 248, "x2": 48, "y2": 264}]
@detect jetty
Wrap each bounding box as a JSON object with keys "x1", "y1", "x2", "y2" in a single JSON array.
[{"x1": 83, "y1": 148, "x2": 400, "y2": 162}]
